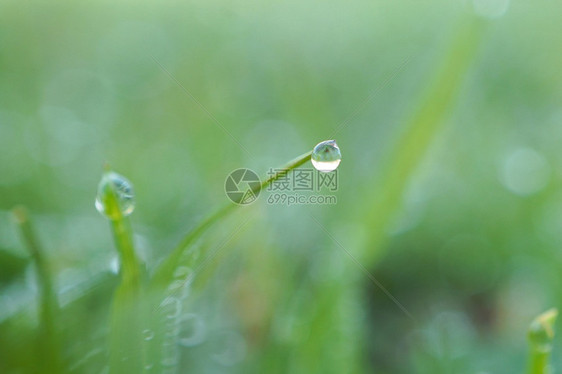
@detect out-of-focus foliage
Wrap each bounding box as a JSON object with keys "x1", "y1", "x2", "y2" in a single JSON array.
[{"x1": 1, "y1": 0, "x2": 562, "y2": 373}]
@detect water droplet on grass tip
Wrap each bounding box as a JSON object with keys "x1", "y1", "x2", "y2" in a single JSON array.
[
  {"x1": 109, "y1": 256, "x2": 120, "y2": 274},
  {"x1": 529, "y1": 308, "x2": 558, "y2": 352},
  {"x1": 311, "y1": 140, "x2": 341, "y2": 172},
  {"x1": 95, "y1": 171, "x2": 135, "y2": 219}
]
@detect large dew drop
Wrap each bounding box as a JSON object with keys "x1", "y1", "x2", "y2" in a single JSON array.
[
  {"x1": 311, "y1": 140, "x2": 342, "y2": 172},
  {"x1": 95, "y1": 171, "x2": 135, "y2": 219}
]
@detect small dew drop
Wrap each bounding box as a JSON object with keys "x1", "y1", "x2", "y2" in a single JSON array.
[
  {"x1": 311, "y1": 140, "x2": 341, "y2": 172},
  {"x1": 160, "y1": 353, "x2": 179, "y2": 368},
  {"x1": 160, "y1": 339, "x2": 180, "y2": 368},
  {"x1": 109, "y1": 256, "x2": 120, "y2": 274},
  {"x1": 173, "y1": 266, "x2": 192, "y2": 279},
  {"x1": 167, "y1": 280, "x2": 191, "y2": 301},
  {"x1": 160, "y1": 297, "x2": 182, "y2": 320},
  {"x1": 167, "y1": 280, "x2": 185, "y2": 291},
  {"x1": 143, "y1": 329, "x2": 154, "y2": 341},
  {"x1": 178, "y1": 313, "x2": 206, "y2": 347},
  {"x1": 95, "y1": 171, "x2": 135, "y2": 219}
]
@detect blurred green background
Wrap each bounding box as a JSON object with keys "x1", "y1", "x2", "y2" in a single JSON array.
[{"x1": 1, "y1": 0, "x2": 562, "y2": 373}]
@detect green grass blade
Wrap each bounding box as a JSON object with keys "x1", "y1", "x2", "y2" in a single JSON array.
[
  {"x1": 97, "y1": 170, "x2": 145, "y2": 373},
  {"x1": 12, "y1": 206, "x2": 62, "y2": 374},
  {"x1": 107, "y1": 216, "x2": 144, "y2": 373},
  {"x1": 528, "y1": 308, "x2": 557, "y2": 374},
  {"x1": 361, "y1": 16, "x2": 487, "y2": 264}
]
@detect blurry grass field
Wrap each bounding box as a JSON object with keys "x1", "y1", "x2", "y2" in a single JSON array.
[{"x1": 1, "y1": 0, "x2": 562, "y2": 373}]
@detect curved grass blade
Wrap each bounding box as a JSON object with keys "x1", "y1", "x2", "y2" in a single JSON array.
[{"x1": 149, "y1": 150, "x2": 313, "y2": 290}]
